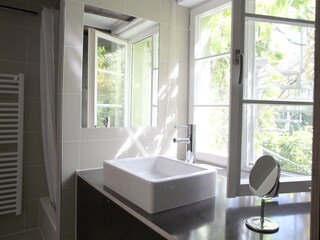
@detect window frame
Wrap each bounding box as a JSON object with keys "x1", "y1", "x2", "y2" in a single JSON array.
[
  {"x1": 128, "y1": 26, "x2": 159, "y2": 127},
  {"x1": 228, "y1": 0, "x2": 315, "y2": 197},
  {"x1": 189, "y1": 0, "x2": 232, "y2": 166},
  {"x1": 87, "y1": 28, "x2": 128, "y2": 128}
]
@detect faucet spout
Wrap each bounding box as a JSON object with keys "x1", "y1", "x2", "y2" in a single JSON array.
[{"x1": 173, "y1": 124, "x2": 196, "y2": 163}]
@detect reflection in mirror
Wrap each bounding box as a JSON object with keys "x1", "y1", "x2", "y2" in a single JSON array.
[
  {"x1": 246, "y1": 155, "x2": 281, "y2": 233},
  {"x1": 81, "y1": 5, "x2": 159, "y2": 128}
]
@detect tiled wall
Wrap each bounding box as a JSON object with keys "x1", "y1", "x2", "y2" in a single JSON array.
[
  {"x1": 0, "y1": 0, "x2": 52, "y2": 238},
  {"x1": 59, "y1": 0, "x2": 190, "y2": 239}
]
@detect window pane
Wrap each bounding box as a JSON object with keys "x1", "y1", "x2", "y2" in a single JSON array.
[
  {"x1": 194, "y1": 56, "x2": 230, "y2": 105},
  {"x1": 195, "y1": 6, "x2": 231, "y2": 59},
  {"x1": 245, "y1": 0, "x2": 315, "y2": 21},
  {"x1": 244, "y1": 21, "x2": 314, "y2": 101},
  {"x1": 96, "y1": 37, "x2": 126, "y2": 127},
  {"x1": 241, "y1": 104, "x2": 313, "y2": 180},
  {"x1": 131, "y1": 37, "x2": 152, "y2": 127},
  {"x1": 194, "y1": 107, "x2": 229, "y2": 156}
]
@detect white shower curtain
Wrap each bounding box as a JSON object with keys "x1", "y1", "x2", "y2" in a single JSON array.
[{"x1": 40, "y1": 7, "x2": 58, "y2": 209}]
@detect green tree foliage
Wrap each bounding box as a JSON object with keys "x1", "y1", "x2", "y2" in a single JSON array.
[{"x1": 96, "y1": 39, "x2": 125, "y2": 127}]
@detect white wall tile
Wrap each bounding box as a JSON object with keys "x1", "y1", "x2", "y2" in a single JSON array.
[
  {"x1": 121, "y1": 137, "x2": 163, "y2": 158},
  {"x1": 83, "y1": 0, "x2": 125, "y2": 13},
  {"x1": 176, "y1": 99, "x2": 188, "y2": 126},
  {"x1": 62, "y1": 94, "x2": 81, "y2": 141},
  {"x1": 123, "y1": 127, "x2": 161, "y2": 139},
  {"x1": 159, "y1": 24, "x2": 172, "y2": 63},
  {"x1": 160, "y1": 0, "x2": 173, "y2": 25},
  {"x1": 174, "y1": 27, "x2": 189, "y2": 65},
  {"x1": 125, "y1": 0, "x2": 161, "y2": 22},
  {"x1": 175, "y1": 4, "x2": 189, "y2": 29},
  {"x1": 63, "y1": 46, "x2": 83, "y2": 95},
  {"x1": 81, "y1": 127, "x2": 123, "y2": 141},
  {"x1": 80, "y1": 139, "x2": 123, "y2": 169},
  {"x1": 65, "y1": 0, "x2": 83, "y2": 47},
  {"x1": 62, "y1": 141, "x2": 80, "y2": 189},
  {"x1": 177, "y1": 63, "x2": 189, "y2": 101}
]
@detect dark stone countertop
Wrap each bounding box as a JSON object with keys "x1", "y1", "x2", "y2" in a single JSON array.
[{"x1": 76, "y1": 168, "x2": 311, "y2": 240}]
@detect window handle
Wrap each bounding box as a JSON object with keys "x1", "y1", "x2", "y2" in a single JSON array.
[
  {"x1": 239, "y1": 53, "x2": 243, "y2": 85},
  {"x1": 233, "y1": 49, "x2": 243, "y2": 85}
]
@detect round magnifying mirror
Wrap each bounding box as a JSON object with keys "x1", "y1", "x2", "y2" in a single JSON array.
[
  {"x1": 249, "y1": 155, "x2": 280, "y2": 198},
  {"x1": 246, "y1": 155, "x2": 281, "y2": 233}
]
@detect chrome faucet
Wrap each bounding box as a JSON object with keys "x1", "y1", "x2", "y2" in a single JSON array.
[{"x1": 173, "y1": 124, "x2": 196, "y2": 163}]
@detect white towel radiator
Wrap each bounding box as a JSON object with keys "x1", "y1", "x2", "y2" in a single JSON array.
[{"x1": 0, "y1": 73, "x2": 24, "y2": 215}]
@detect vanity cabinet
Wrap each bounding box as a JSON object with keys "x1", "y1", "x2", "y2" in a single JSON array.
[
  {"x1": 76, "y1": 169, "x2": 311, "y2": 240},
  {"x1": 77, "y1": 177, "x2": 165, "y2": 240}
]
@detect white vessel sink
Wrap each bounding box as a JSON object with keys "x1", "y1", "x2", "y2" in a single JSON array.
[{"x1": 103, "y1": 156, "x2": 217, "y2": 213}]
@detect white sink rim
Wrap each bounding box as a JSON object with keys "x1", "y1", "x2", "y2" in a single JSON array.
[{"x1": 105, "y1": 155, "x2": 214, "y2": 183}]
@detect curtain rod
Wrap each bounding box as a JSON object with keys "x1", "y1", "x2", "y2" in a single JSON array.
[{"x1": 0, "y1": 4, "x2": 38, "y2": 15}]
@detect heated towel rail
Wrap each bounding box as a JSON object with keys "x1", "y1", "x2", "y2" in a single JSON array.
[{"x1": 0, "y1": 73, "x2": 24, "y2": 215}]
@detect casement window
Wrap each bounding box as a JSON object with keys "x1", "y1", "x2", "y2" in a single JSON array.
[
  {"x1": 191, "y1": 0, "x2": 315, "y2": 197},
  {"x1": 190, "y1": 0, "x2": 232, "y2": 166},
  {"x1": 87, "y1": 29, "x2": 127, "y2": 128},
  {"x1": 228, "y1": 0, "x2": 315, "y2": 196}
]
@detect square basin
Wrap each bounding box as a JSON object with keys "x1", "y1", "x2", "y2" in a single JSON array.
[{"x1": 103, "y1": 156, "x2": 217, "y2": 213}]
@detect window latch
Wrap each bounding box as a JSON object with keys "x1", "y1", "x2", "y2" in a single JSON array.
[
  {"x1": 233, "y1": 49, "x2": 242, "y2": 65},
  {"x1": 233, "y1": 49, "x2": 243, "y2": 84}
]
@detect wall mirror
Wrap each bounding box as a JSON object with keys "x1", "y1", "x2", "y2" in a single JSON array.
[{"x1": 82, "y1": 5, "x2": 160, "y2": 128}]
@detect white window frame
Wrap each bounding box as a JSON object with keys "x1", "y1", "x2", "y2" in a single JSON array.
[
  {"x1": 228, "y1": 0, "x2": 315, "y2": 197},
  {"x1": 189, "y1": 0, "x2": 231, "y2": 166},
  {"x1": 128, "y1": 26, "x2": 159, "y2": 127},
  {"x1": 87, "y1": 28, "x2": 128, "y2": 128}
]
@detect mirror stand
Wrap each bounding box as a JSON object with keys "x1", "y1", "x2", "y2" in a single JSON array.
[{"x1": 245, "y1": 198, "x2": 279, "y2": 233}]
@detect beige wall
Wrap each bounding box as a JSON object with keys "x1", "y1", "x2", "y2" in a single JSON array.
[
  {"x1": 0, "y1": 0, "x2": 52, "y2": 238},
  {"x1": 59, "y1": 0, "x2": 190, "y2": 239}
]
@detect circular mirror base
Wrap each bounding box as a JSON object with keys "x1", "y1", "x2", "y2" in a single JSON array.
[{"x1": 246, "y1": 216, "x2": 279, "y2": 233}]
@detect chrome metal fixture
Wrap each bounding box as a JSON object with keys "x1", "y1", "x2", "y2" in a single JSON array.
[{"x1": 173, "y1": 124, "x2": 196, "y2": 163}]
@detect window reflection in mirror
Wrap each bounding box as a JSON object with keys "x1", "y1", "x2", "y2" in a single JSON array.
[
  {"x1": 131, "y1": 33, "x2": 159, "y2": 127},
  {"x1": 81, "y1": 5, "x2": 159, "y2": 128}
]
